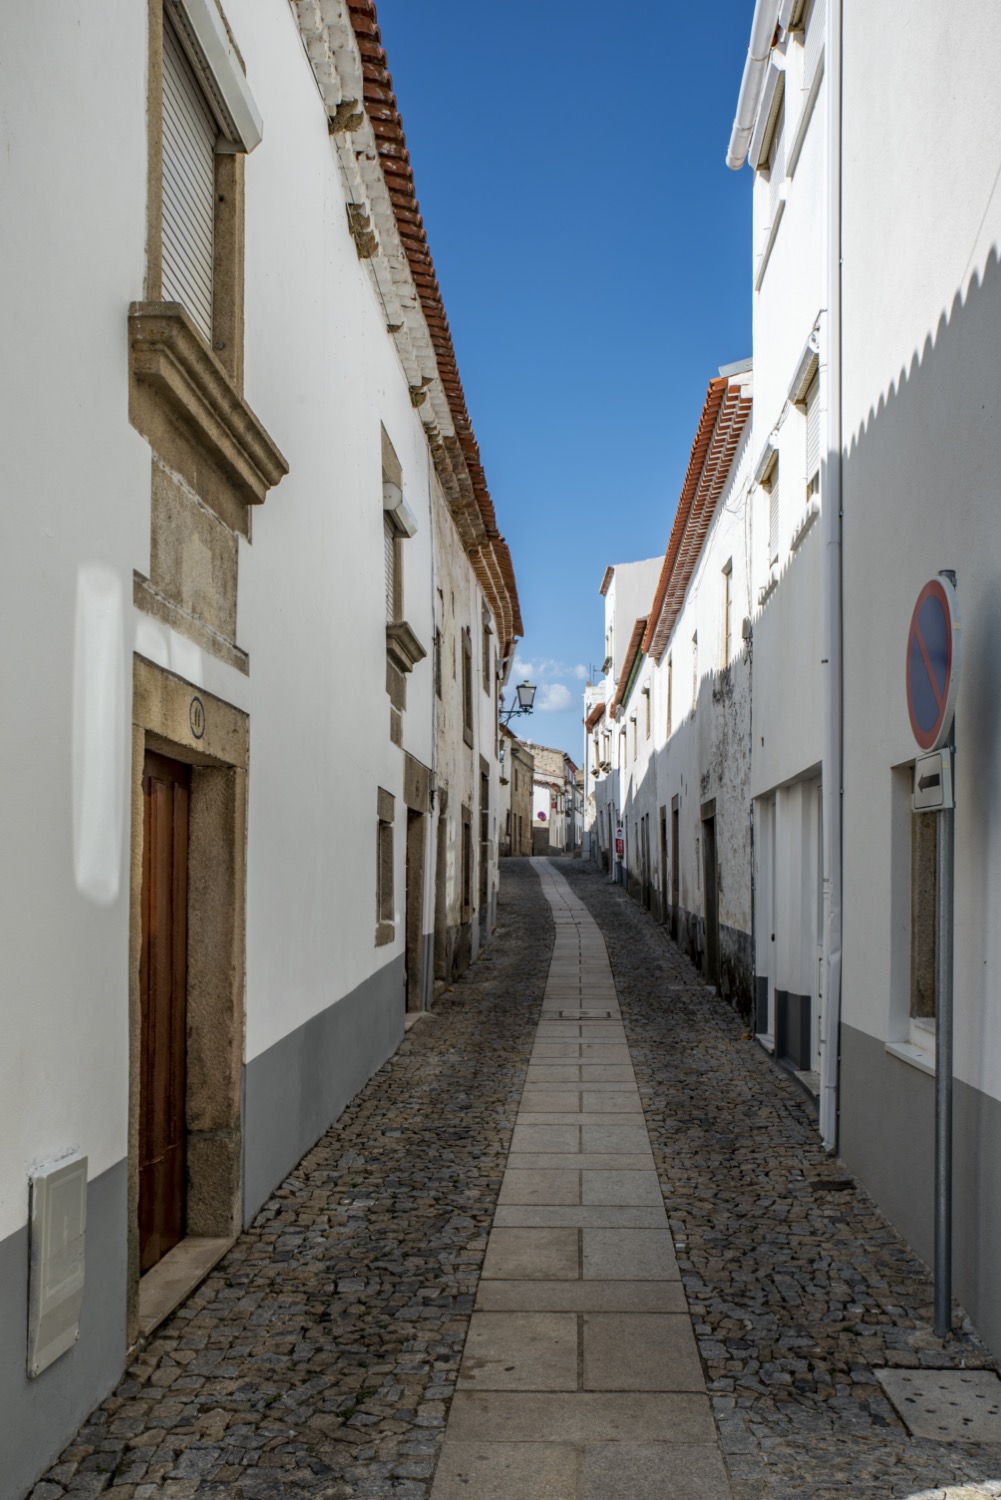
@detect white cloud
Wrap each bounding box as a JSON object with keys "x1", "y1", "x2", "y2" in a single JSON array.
[
  {"x1": 537, "y1": 682, "x2": 573, "y2": 712},
  {"x1": 514, "y1": 653, "x2": 590, "y2": 685}
]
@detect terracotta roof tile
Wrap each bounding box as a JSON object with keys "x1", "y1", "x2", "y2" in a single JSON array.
[
  {"x1": 347, "y1": 0, "x2": 522, "y2": 650},
  {"x1": 643, "y1": 375, "x2": 752, "y2": 662}
]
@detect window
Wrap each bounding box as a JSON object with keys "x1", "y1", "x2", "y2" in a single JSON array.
[
  {"x1": 482, "y1": 616, "x2": 492, "y2": 694},
  {"x1": 691, "y1": 631, "x2": 698, "y2": 713},
  {"x1": 643, "y1": 686, "x2": 651, "y2": 739},
  {"x1": 433, "y1": 629, "x2": 442, "y2": 698},
  {"x1": 461, "y1": 629, "x2": 473, "y2": 746},
  {"x1": 767, "y1": 464, "x2": 780, "y2": 567},
  {"x1": 161, "y1": 15, "x2": 216, "y2": 341},
  {"x1": 631, "y1": 716, "x2": 637, "y2": 761},
  {"x1": 666, "y1": 655, "x2": 673, "y2": 738},
  {"x1": 157, "y1": 0, "x2": 261, "y2": 365},
  {"x1": 384, "y1": 514, "x2": 402, "y2": 622},
  {"x1": 911, "y1": 810, "x2": 937, "y2": 1025},
  {"x1": 375, "y1": 788, "x2": 395, "y2": 945},
  {"x1": 722, "y1": 559, "x2": 733, "y2": 668},
  {"x1": 804, "y1": 373, "x2": 820, "y2": 500},
  {"x1": 618, "y1": 730, "x2": 625, "y2": 769},
  {"x1": 767, "y1": 90, "x2": 785, "y2": 225}
]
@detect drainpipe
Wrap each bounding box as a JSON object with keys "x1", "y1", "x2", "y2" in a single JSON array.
[
  {"x1": 726, "y1": 0, "x2": 781, "y2": 170},
  {"x1": 818, "y1": 0, "x2": 844, "y2": 1151}
]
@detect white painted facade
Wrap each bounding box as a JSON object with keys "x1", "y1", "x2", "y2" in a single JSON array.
[
  {"x1": 835, "y1": 0, "x2": 1001, "y2": 1358},
  {"x1": 0, "y1": 2, "x2": 520, "y2": 1492},
  {"x1": 725, "y1": 0, "x2": 1001, "y2": 1355},
  {"x1": 589, "y1": 368, "x2": 754, "y2": 1004}
]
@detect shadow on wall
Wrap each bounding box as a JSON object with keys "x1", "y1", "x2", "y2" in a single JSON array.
[{"x1": 839, "y1": 243, "x2": 1001, "y2": 1357}]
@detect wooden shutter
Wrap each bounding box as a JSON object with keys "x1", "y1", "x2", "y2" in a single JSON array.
[
  {"x1": 805, "y1": 374, "x2": 821, "y2": 490},
  {"x1": 162, "y1": 13, "x2": 216, "y2": 342}
]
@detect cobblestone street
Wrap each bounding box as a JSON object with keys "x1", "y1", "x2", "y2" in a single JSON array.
[{"x1": 36, "y1": 860, "x2": 1001, "y2": 1500}]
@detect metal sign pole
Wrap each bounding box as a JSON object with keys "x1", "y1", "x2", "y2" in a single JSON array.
[
  {"x1": 934, "y1": 729, "x2": 955, "y2": 1338},
  {"x1": 933, "y1": 565, "x2": 958, "y2": 1340}
]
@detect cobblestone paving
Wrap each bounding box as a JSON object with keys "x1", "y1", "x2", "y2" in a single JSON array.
[
  {"x1": 34, "y1": 858, "x2": 1001, "y2": 1500},
  {"x1": 32, "y1": 863, "x2": 552, "y2": 1500},
  {"x1": 558, "y1": 859, "x2": 1001, "y2": 1500}
]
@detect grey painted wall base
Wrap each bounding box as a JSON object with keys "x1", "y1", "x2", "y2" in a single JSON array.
[
  {"x1": 840, "y1": 1022, "x2": 1001, "y2": 1360},
  {"x1": 242, "y1": 956, "x2": 405, "y2": 1225},
  {"x1": 0, "y1": 1159, "x2": 128, "y2": 1500}
]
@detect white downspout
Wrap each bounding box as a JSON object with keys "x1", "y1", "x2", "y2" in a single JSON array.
[
  {"x1": 819, "y1": 0, "x2": 844, "y2": 1150},
  {"x1": 726, "y1": 0, "x2": 781, "y2": 170}
]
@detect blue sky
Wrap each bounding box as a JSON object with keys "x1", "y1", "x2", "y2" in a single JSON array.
[{"x1": 376, "y1": 0, "x2": 754, "y2": 760}]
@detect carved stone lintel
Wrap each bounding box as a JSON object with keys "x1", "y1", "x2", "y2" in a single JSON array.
[
  {"x1": 128, "y1": 302, "x2": 288, "y2": 525},
  {"x1": 386, "y1": 620, "x2": 427, "y2": 675}
]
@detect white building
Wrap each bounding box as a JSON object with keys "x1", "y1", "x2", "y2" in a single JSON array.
[
  {"x1": 726, "y1": 0, "x2": 837, "y2": 1112},
  {"x1": 589, "y1": 365, "x2": 754, "y2": 1006},
  {"x1": 0, "y1": 2, "x2": 520, "y2": 1492},
  {"x1": 726, "y1": 0, "x2": 1001, "y2": 1354}
]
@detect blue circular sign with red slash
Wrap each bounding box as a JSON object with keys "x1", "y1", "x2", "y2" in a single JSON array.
[{"x1": 906, "y1": 576, "x2": 961, "y2": 752}]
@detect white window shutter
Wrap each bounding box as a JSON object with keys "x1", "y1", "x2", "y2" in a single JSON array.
[
  {"x1": 384, "y1": 516, "x2": 397, "y2": 622},
  {"x1": 805, "y1": 375, "x2": 820, "y2": 487},
  {"x1": 162, "y1": 14, "x2": 216, "y2": 342},
  {"x1": 769, "y1": 474, "x2": 780, "y2": 564}
]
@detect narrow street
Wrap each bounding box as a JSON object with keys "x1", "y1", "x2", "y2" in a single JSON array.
[{"x1": 36, "y1": 862, "x2": 1001, "y2": 1500}]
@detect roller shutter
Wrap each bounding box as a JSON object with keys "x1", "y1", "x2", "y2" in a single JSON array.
[{"x1": 162, "y1": 13, "x2": 216, "y2": 342}]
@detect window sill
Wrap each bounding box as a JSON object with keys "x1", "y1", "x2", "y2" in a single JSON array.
[
  {"x1": 463, "y1": 726, "x2": 474, "y2": 749},
  {"x1": 885, "y1": 1038, "x2": 935, "y2": 1077},
  {"x1": 790, "y1": 495, "x2": 820, "y2": 552},
  {"x1": 386, "y1": 620, "x2": 427, "y2": 675},
  {"x1": 129, "y1": 302, "x2": 288, "y2": 533},
  {"x1": 375, "y1": 921, "x2": 395, "y2": 947}
]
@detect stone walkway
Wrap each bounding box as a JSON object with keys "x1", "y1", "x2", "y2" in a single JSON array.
[{"x1": 430, "y1": 859, "x2": 730, "y2": 1499}]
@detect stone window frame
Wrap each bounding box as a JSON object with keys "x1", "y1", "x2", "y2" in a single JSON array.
[
  {"x1": 130, "y1": 0, "x2": 286, "y2": 544},
  {"x1": 375, "y1": 787, "x2": 396, "y2": 946}
]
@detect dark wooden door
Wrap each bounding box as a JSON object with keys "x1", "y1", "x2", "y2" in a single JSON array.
[
  {"x1": 671, "y1": 805, "x2": 680, "y2": 941},
  {"x1": 140, "y1": 751, "x2": 190, "y2": 1273},
  {"x1": 702, "y1": 815, "x2": 720, "y2": 987}
]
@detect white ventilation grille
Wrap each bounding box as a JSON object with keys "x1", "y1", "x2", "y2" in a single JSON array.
[
  {"x1": 27, "y1": 1153, "x2": 88, "y2": 1378},
  {"x1": 162, "y1": 12, "x2": 216, "y2": 342}
]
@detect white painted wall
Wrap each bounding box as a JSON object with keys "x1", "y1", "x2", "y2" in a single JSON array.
[
  {"x1": 0, "y1": 1, "x2": 150, "y2": 1241},
  {"x1": 840, "y1": 0, "x2": 1001, "y2": 1099}
]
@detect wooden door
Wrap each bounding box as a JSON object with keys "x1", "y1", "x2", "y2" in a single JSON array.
[
  {"x1": 139, "y1": 751, "x2": 190, "y2": 1273},
  {"x1": 670, "y1": 805, "x2": 680, "y2": 941},
  {"x1": 702, "y1": 815, "x2": 720, "y2": 987}
]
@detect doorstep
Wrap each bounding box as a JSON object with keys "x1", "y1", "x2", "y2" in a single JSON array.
[{"x1": 139, "y1": 1235, "x2": 235, "y2": 1338}]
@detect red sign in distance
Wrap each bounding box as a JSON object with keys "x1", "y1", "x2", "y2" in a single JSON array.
[{"x1": 906, "y1": 576, "x2": 961, "y2": 752}]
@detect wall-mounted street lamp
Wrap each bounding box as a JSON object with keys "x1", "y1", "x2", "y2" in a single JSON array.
[{"x1": 500, "y1": 680, "x2": 537, "y2": 724}]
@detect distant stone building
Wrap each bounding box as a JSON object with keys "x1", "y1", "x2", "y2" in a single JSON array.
[
  {"x1": 527, "y1": 742, "x2": 581, "y2": 855},
  {"x1": 498, "y1": 726, "x2": 534, "y2": 857}
]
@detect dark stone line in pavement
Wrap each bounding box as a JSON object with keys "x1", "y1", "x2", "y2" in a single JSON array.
[
  {"x1": 558, "y1": 859, "x2": 1001, "y2": 1500},
  {"x1": 32, "y1": 861, "x2": 553, "y2": 1500}
]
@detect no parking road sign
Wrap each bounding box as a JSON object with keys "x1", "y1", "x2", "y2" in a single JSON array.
[{"x1": 906, "y1": 575, "x2": 961, "y2": 753}]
